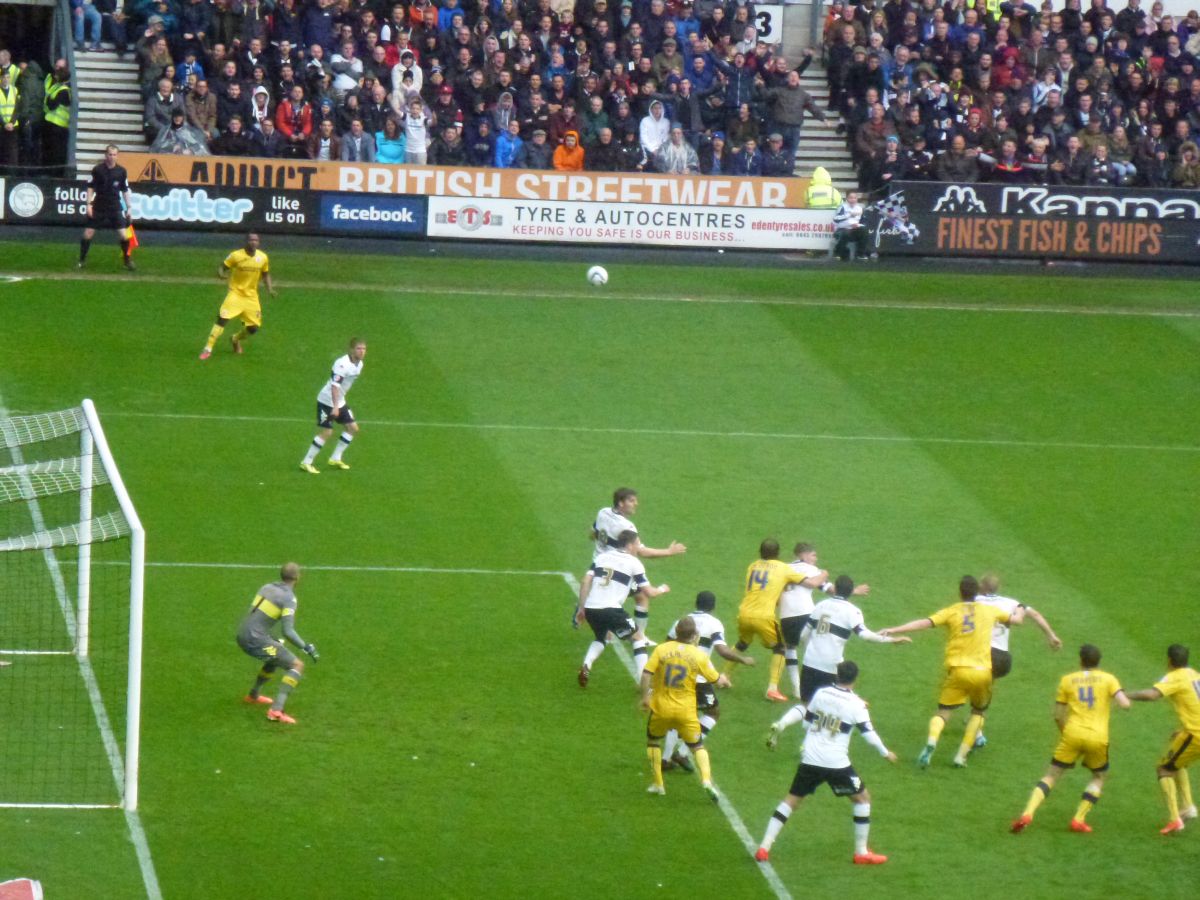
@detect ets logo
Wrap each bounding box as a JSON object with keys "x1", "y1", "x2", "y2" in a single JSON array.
[{"x1": 434, "y1": 205, "x2": 502, "y2": 231}]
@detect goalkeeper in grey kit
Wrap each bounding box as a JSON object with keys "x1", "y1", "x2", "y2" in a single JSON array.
[{"x1": 236, "y1": 562, "x2": 319, "y2": 725}]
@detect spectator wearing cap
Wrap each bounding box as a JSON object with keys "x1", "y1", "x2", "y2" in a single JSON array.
[
  {"x1": 760, "y1": 132, "x2": 795, "y2": 176},
  {"x1": 586, "y1": 126, "x2": 623, "y2": 170},
  {"x1": 516, "y1": 126, "x2": 554, "y2": 168},
  {"x1": 652, "y1": 37, "x2": 685, "y2": 84},
  {"x1": 432, "y1": 84, "x2": 462, "y2": 127}
]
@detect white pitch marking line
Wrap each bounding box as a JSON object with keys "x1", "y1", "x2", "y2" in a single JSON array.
[
  {"x1": 4, "y1": 269, "x2": 1198, "y2": 319},
  {"x1": 90, "y1": 560, "x2": 570, "y2": 578},
  {"x1": 561, "y1": 573, "x2": 793, "y2": 900},
  {"x1": 99, "y1": 410, "x2": 1200, "y2": 454},
  {"x1": 0, "y1": 396, "x2": 163, "y2": 900}
]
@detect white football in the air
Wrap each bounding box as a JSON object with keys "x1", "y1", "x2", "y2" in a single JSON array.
[{"x1": 587, "y1": 265, "x2": 608, "y2": 286}]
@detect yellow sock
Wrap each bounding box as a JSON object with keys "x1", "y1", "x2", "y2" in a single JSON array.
[
  {"x1": 768, "y1": 654, "x2": 786, "y2": 690},
  {"x1": 694, "y1": 747, "x2": 712, "y2": 784},
  {"x1": 927, "y1": 715, "x2": 946, "y2": 745},
  {"x1": 1160, "y1": 775, "x2": 1181, "y2": 821},
  {"x1": 959, "y1": 714, "x2": 985, "y2": 757},
  {"x1": 647, "y1": 746, "x2": 663, "y2": 788},
  {"x1": 204, "y1": 324, "x2": 225, "y2": 351},
  {"x1": 234, "y1": 328, "x2": 250, "y2": 344},
  {"x1": 1074, "y1": 789, "x2": 1099, "y2": 823},
  {"x1": 1177, "y1": 771, "x2": 1193, "y2": 811},
  {"x1": 1023, "y1": 781, "x2": 1051, "y2": 819}
]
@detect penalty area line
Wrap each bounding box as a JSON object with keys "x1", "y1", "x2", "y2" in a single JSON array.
[{"x1": 560, "y1": 573, "x2": 792, "y2": 900}]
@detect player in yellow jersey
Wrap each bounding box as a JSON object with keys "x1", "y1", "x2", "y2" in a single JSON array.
[
  {"x1": 1128, "y1": 644, "x2": 1200, "y2": 835},
  {"x1": 881, "y1": 575, "x2": 1022, "y2": 768},
  {"x1": 199, "y1": 233, "x2": 276, "y2": 360},
  {"x1": 641, "y1": 616, "x2": 731, "y2": 799},
  {"x1": 733, "y1": 539, "x2": 808, "y2": 703},
  {"x1": 1011, "y1": 644, "x2": 1130, "y2": 834}
]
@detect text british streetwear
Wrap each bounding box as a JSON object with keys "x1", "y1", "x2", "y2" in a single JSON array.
[
  {"x1": 875, "y1": 182, "x2": 1200, "y2": 263},
  {"x1": 120, "y1": 154, "x2": 834, "y2": 250}
]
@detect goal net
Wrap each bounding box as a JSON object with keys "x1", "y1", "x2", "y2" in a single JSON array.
[{"x1": 0, "y1": 401, "x2": 145, "y2": 810}]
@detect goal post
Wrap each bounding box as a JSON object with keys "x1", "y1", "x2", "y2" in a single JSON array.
[{"x1": 0, "y1": 400, "x2": 145, "y2": 811}]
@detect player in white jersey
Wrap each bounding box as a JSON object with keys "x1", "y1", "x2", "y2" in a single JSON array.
[
  {"x1": 972, "y1": 573, "x2": 1062, "y2": 748},
  {"x1": 660, "y1": 591, "x2": 756, "y2": 771},
  {"x1": 799, "y1": 575, "x2": 909, "y2": 703},
  {"x1": 780, "y1": 543, "x2": 844, "y2": 698},
  {"x1": 575, "y1": 530, "x2": 670, "y2": 686},
  {"x1": 756, "y1": 660, "x2": 897, "y2": 865},
  {"x1": 579, "y1": 487, "x2": 686, "y2": 636},
  {"x1": 300, "y1": 337, "x2": 367, "y2": 474}
]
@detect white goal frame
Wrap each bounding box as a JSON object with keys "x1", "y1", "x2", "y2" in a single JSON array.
[{"x1": 0, "y1": 399, "x2": 145, "y2": 811}]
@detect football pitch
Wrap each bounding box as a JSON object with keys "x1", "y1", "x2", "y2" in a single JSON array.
[{"x1": 0, "y1": 237, "x2": 1196, "y2": 899}]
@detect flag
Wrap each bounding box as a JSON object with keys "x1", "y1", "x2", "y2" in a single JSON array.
[{"x1": 124, "y1": 223, "x2": 139, "y2": 251}]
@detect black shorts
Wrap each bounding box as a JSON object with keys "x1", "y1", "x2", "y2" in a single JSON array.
[
  {"x1": 584, "y1": 607, "x2": 635, "y2": 643},
  {"x1": 780, "y1": 614, "x2": 810, "y2": 647},
  {"x1": 696, "y1": 681, "x2": 718, "y2": 712},
  {"x1": 87, "y1": 207, "x2": 126, "y2": 231},
  {"x1": 789, "y1": 762, "x2": 864, "y2": 798},
  {"x1": 317, "y1": 402, "x2": 355, "y2": 428},
  {"x1": 991, "y1": 648, "x2": 1013, "y2": 679},
  {"x1": 800, "y1": 665, "x2": 836, "y2": 703}
]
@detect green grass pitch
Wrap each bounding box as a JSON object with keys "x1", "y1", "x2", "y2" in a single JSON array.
[{"x1": 0, "y1": 238, "x2": 1196, "y2": 899}]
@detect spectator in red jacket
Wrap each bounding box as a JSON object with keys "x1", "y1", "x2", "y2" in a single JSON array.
[{"x1": 275, "y1": 84, "x2": 313, "y2": 158}]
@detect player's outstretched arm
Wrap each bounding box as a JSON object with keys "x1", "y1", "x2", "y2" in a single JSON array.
[
  {"x1": 879, "y1": 618, "x2": 934, "y2": 637},
  {"x1": 640, "y1": 583, "x2": 670, "y2": 600},
  {"x1": 767, "y1": 704, "x2": 808, "y2": 748},
  {"x1": 1126, "y1": 687, "x2": 1164, "y2": 702},
  {"x1": 1114, "y1": 689, "x2": 1131, "y2": 710},
  {"x1": 636, "y1": 540, "x2": 687, "y2": 558},
  {"x1": 715, "y1": 643, "x2": 756, "y2": 667},
  {"x1": 1024, "y1": 606, "x2": 1062, "y2": 650}
]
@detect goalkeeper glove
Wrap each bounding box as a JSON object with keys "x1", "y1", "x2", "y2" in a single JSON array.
[{"x1": 303, "y1": 643, "x2": 320, "y2": 662}]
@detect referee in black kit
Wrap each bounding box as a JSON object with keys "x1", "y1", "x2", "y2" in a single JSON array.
[{"x1": 78, "y1": 144, "x2": 136, "y2": 271}]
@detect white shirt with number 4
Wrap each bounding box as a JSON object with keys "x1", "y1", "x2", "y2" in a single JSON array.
[{"x1": 317, "y1": 354, "x2": 364, "y2": 406}]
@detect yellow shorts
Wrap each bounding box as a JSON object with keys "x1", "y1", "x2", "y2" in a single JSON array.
[
  {"x1": 646, "y1": 709, "x2": 702, "y2": 744},
  {"x1": 1159, "y1": 730, "x2": 1200, "y2": 771},
  {"x1": 938, "y1": 666, "x2": 993, "y2": 709},
  {"x1": 1053, "y1": 733, "x2": 1110, "y2": 771},
  {"x1": 219, "y1": 291, "x2": 262, "y2": 327},
  {"x1": 737, "y1": 613, "x2": 781, "y2": 649}
]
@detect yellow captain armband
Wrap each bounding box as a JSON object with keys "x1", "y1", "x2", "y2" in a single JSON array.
[{"x1": 251, "y1": 595, "x2": 284, "y2": 620}]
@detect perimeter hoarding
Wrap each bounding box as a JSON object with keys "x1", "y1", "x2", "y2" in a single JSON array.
[
  {"x1": 120, "y1": 154, "x2": 833, "y2": 250},
  {"x1": 874, "y1": 181, "x2": 1200, "y2": 264}
]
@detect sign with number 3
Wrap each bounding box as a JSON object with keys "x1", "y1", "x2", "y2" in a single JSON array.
[{"x1": 755, "y1": 4, "x2": 786, "y2": 45}]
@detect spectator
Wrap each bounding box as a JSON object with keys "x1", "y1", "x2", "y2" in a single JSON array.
[
  {"x1": 0, "y1": 69, "x2": 18, "y2": 172},
  {"x1": 209, "y1": 113, "x2": 254, "y2": 155},
  {"x1": 586, "y1": 126, "x2": 623, "y2": 171},
  {"x1": 306, "y1": 117, "x2": 340, "y2": 160},
  {"x1": 15, "y1": 60, "x2": 43, "y2": 172},
  {"x1": 375, "y1": 116, "x2": 406, "y2": 163},
  {"x1": 655, "y1": 124, "x2": 699, "y2": 173},
  {"x1": 144, "y1": 77, "x2": 184, "y2": 144},
  {"x1": 553, "y1": 129, "x2": 586, "y2": 170},
  {"x1": 1173, "y1": 140, "x2": 1200, "y2": 186},
  {"x1": 516, "y1": 126, "x2": 554, "y2": 168},
  {"x1": 832, "y1": 190, "x2": 871, "y2": 261},
  {"x1": 494, "y1": 118, "x2": 523, "y2": 167},
  {"x1": 757, "y1": 66, "x2": 828, "y2": 159},
  {"x1": 218, "y1": 80, "x2": 253, "y2": 133},
  {"x1": 253, "y1": 116, "x2": 284, "y2": 157},
  {"x1": 42, "y1": 63, "x2": 72, "y2": 176},
  {"x1": 760, "y1": 132, "x2": 795, "y2": 176},
  {"x1": 248, "y1": 85, "x2": 272, "y2": 133},
  {"x1": 698, "y1": 132, "x2": 732, "y2": 174},
  {"x1": 729, "y1": 137, "x2": 763, "y2": 175},
  {"x1": 935, "y1": 133, "x2": 982, "y2": 181},
  {"x1": 73, "y1": 0, "x2": 103, "y2": 53},
  {"x1": 465, "y1": 119, "x2": 494, "y2": 166},
  {"x1": 179, "y1": 0, "x2": 212, "y2": 59},
  {"x1": 726, "y1": 101, "x2": 760, "y2": 148},
  {"x1": 275, "y1": 84, "x2": 313, "y2": 158},
  {"x1": 430, "y1": 123, "x2": 467, "y2": 165},
  {"x1": 149, "y1": 108, "x2": 207, "y2": 154},
  {"x1": 619, "y1": 126, "x2": 649, "y2": 170},
  {"x1": 96, "y1": 0, "x2": 129, "y2": 57},
  {"x1": 579, "y1": 94, "x2": 610, "y2": 147},
  {"x1": 401, "y1": 96, "x2": 432, "y2": 164},
  {"x1": 1108, "y1": 126, "x2": 1138, "y2": 183},
  {"x1": 1086, "y1": 143, "x2": 1120, "y2": 185},
  {"x1": 639, "y1": 98, "x2": 670, "y2": 156},
  {"x1": 1050, "y1": 134, "x2": 1089, "y2": 184},
  {"x1": 362, "y1": 83, "x2": 392, "y2": 134},
  {"x1": 340, "y1": 118, "x2": 376, "y2": 162}
]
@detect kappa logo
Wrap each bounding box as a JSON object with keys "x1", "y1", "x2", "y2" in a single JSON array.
[
  {"x1": 932, "y1": 186, "x2": 987, "y2": 214},
  {"x1": 137, "y1": 159, "x2": 167, "y2": 182}
]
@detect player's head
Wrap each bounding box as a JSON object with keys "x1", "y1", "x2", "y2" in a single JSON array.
[
  {"x1": 674, "y1": 615, "x2": 698, "y2": 644},
  {"x1": 1079, "y1": 644, "x2": 1101, "y2": 668},
  {"x1": 612, "y1": 487, "x2": 638, "y2": 512},
  {"x1": 834, "y1": 574, "x2": 854, "y2": 597},
  {"x1": 760, "y1": 538, "x2": 780, "y2": 560},
  {"x1": 280, "y1": 562, "x2": 301, "y2": 583},
  {"x1": 1168, "y1": 644, "x2": 1190, "y2": 669},
  {"x1": 348, "y1": 337, "x2": 367, "y2": 362},
  {"x1": 695, "y1": 590, "x2": 716, "y2": 612},
  {"x1": 836, "y1": 659, "x2": 859, "y2": 685},
  {"x1": 979, "y1": 573, "x2": 1000, "y2": 594},
  {"x1": 244, "y1": 232, "x2": 260, "y2": 251},
  {"x1": 616, "y1": 529, "x2": 638, "y2": 550},
  {"x1": 793, "y1": 542, "x2": 816, "y2": 561},
  {"x1": 959, "y1": 575, "x2": 979, "y2": 600}
]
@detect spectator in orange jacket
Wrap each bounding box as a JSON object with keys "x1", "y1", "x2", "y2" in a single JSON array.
[{"x1": 553, "y1": 129, "x2": 585, "y2": 170}]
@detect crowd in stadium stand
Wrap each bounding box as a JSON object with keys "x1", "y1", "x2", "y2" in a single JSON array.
[{"x1": 1, "y1": 0, "x2": 1199, "y2": 186}]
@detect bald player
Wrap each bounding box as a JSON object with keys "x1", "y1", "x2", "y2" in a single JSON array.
[{"x1": 235, "y1": 562, "x2": 320, "y2": 725}]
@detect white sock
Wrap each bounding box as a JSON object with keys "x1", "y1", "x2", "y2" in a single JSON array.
[
  {"x1": 853, "y1": 802, "x2": 871, "y2": 854},
  {"x1": 330, "y1": 432, "x2": 353, "y2": 461},
  {"x1": 302, "y1": 436, "x2": 324, "y2": 464},
  {"x1": 699, "y1": 713, "x2": 717, "y2": 737},
  {"x1": 761, "y1": 801, "x2": 791, "y2": 850},
  {"x1": 662, "y1": 731, "x2": 679, "y2": 760},
  {"x1": 633, "y1": 639, "x2": 649, "y2": 678},
  {"x1": 786, "y1": 648, "x2": 801, "y2": 695},
  {"x1": 583, "y1": 641, "x2": 605, "y2": 668}
]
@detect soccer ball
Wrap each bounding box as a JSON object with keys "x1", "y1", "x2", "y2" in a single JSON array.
[{"x1": 586, "y1": 265, "x2": 609, "y2": 286}]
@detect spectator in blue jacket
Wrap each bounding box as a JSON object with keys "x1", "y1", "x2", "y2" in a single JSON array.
[
  {"x1": 494, "y1": 118, "x2": 523, "y2": 167},
  {"x1": 730, "y1": 137, "x2": 763, "y2": 175}
]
